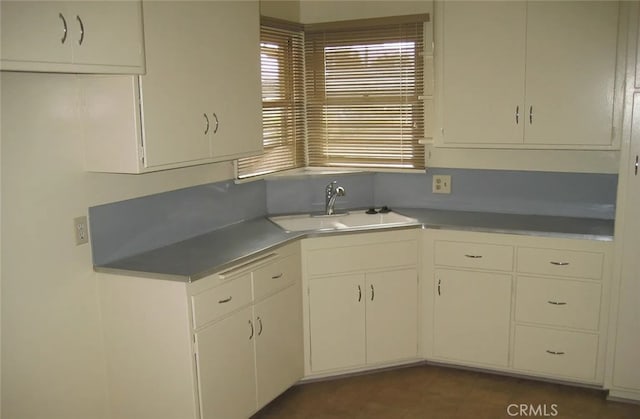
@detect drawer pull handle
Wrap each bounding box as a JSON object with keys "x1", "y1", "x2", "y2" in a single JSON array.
[
  {"x1": 218, "y1": 296, "x2": 232, "y2": 304},
  {"x1": 548, "y1": 300, "x2": 567, "y2": 306},
  {"x1": 550, "y1": 261, "x2": 569, "y2": 266},
  {"x1": 370, "y1": 284, "x2": 375, "y2": 301},
  {"x1": 257, "y1": 317, "x2": 263, "y2": 336},
  {"x1": 437, "y1": 279, "x2": 441, "y2": 296},
  {"x1": 546, "y1": 350, "x2": 565, "y2": 355},
  {"x1": 271, "y1": 273, "x2": 283, "y2": 279},
  {"x1": 464, "y1": 254, "x2": 483, "y2": 259},
  {"x1": 358, "y1": 285, "x2": 362, "y2": 302},
  {"x1": 248, "y1": 320, "x2": 254, "y2": 340}
]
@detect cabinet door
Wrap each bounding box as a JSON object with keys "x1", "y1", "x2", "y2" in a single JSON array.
[
  {"x1": 434, "y1": 269, "x2": 512, "y2": 367},
  {"x1": 366, "y1": 269, "x2": 418, "y2": 364},
  {"x1": 195, "y1": 306, "x2": 257, "y2": 419},
  {"x1": 140, "y1": 1, "x2": 216, "y2": 168},
  {"x1": 254, "y1": 284, "x2": 303, "y2": 409},
  {"x1": 441, "y1": 1, "x2": 526, "y2": 144},
  {"x1": 524, "y1": 1, "x2": 618, "y2": 146},
  {"x1": 309, "y1": 274, "x2": 366, "y2": 372},
  {"x1": 612, "y1": 94, "x2": 640, "y2": 391},
  {"x1": 70, "y1": 1, "x2": 144, "y2": 68},
  {"x1": 208, "y1": 1, "x2": 262, "y2": 160},
  {"x1": 1, "y1": 1, "x2": 72, "y2": 67}
]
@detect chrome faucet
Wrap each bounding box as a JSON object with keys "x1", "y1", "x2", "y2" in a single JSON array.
[{"x1": 325, "y1": 181, "x2": 346, "y2": 215}]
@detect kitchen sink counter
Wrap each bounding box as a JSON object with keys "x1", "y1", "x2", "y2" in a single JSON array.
[{"x1": 94, "y1": 208, "x2": 614, "y2": 282}]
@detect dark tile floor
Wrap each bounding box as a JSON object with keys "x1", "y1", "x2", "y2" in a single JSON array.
[{"x1": 252, "y1": 364, "x2": 640, "y2": 419}]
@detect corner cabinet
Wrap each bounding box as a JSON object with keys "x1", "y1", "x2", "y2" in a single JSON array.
[
  {"x1": 423, "y1": 230, "x2": 613, "y2": 385},
  {"x1": 81, "y1": 0, "x2": 262, "y2": 173},
  {"x1": 1, "y1": 1, "x2": 144, "y2": 73},
  {"x1": 301, "y1": 229, "x2": 420, "y2": 376},
  {"x1": 436, "y1": 1, "x2": 621, "y2": 149},
  {"x1": 97, "y1": 243, "x2": 303, "y2": 419}
]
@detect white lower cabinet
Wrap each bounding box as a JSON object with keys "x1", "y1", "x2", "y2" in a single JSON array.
[
  {"x1": 303, "y1": 230, "x2": 420, "y2": 375},
  {"x1": 195, "y1": 306, "x2": 257, "y2": 419},
  {"x1": 98, "y1": 242, "x2": 302, "y2": 419},
  {"x1": 423, "y1": 229, "x2": 612, "y2": 385},
  {"x1": 433, "y1": 269, "x2": 512, "y2": 367},
  {"x1": 254, "y1": 284, "x2": 304, "y2": 408}
]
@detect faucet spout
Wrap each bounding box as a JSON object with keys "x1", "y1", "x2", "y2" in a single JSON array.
[{"x1": 325, "y1": 181, "x2": 346, "y2": 215}]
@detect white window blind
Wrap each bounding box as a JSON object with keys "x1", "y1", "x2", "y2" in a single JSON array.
[
  {"x1": 305, "y1": 15, "x2": 427, "y2": 169},
  {"x1": 237, "y1": 19, "x2": 305, "y2": 179}
]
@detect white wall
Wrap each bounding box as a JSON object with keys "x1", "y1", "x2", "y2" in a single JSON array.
[
  {"x1": 0, "y1": 72, "x2": 233, "y2": 419},
  {"x1": 299, "y1": 0, "x2": 432, "y2": 24}
]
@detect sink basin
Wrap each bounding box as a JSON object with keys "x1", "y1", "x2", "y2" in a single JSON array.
[{"x1": 268, "y1": 210, "x2": 419, "y2": 232}]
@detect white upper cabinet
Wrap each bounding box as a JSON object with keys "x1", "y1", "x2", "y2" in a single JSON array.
[
  {"x1": 438, "y1": 1, "x2": 620, "y2": 149},
  {"x1": 441, "y1": 1, "x2": 527, "y2": 145},
  {"x1": 1, "y1": 1, "x2": 144, "y2": 73},
  {"x1": 82, "y1": 1, "x2": 263, "y2": 173}
]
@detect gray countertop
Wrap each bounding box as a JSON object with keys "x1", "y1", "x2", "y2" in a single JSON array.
[{"x1": 94, "y1": 208, "x2": 614, "y2": 282}]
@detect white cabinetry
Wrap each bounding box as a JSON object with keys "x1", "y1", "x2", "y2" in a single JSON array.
[
  {"x1": 98, "y1": 243, "x2": 302, "y2": 419},
  {"x1": 512, "y1": 245, "x2": 606, "y2": 382},
  {"x1": 432, "y1": 239, "x2": 513, "y2": 367},
  {"x1": 81, "y1": 1, "x2": 262, "y2": 173},
  {"x1": 423, "y1": 230, "x2": 612, "y2": 385},
  {"x1": 1, "y1": 1, "x2": 144, "y2": 73},
  {"x1": 303, "y1": 229, "x2": 420, "y2": 376},
  {"x1": 606, "y1": 3, "x2": 640, "y2": 394},
  {"x1": 437, "y1": 1, "x2": 620, "y2": 148},
  {"x1": 434, "y1": 269, "x2": 512, "y2": 367}
]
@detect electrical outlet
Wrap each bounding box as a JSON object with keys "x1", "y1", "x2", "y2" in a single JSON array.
[
  {"x1": 432, "y1": 175, "x2": 452, "y2": 194},
  {"x1": 74, "y1": 216, "x2": 89, "y2": 245}
]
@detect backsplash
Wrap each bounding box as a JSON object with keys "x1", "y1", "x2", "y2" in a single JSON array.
[
  {"x1": 90, "y1": 169, "x2": 617, "y2": 265},
  {"x1": 89, "y1": 180, "x2": 265, "y2": 265}
]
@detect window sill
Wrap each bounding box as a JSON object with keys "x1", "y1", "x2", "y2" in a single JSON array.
[{"x1": 234, "y1": 166, "x2": 426, "y2": 184}]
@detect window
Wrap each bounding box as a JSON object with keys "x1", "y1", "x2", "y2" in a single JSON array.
[
  {"x1": 305, "y1": 15, "x2": 427, "y2": 169},
  {"x1": 237, "y1": 19, "x2": 305, "y2": 179}
]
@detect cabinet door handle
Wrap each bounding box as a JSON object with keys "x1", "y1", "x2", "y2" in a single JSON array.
[
  {"x1": 218, "y1": 296, "x2": 232, "y2": 304},
  {"x1": 357, "y1": 285, "x2": 362, "y2": 302},
  {"x1": 370, "y1": 284, "x2": 375, "y2": 301},
  {"x1": 635, "y1": 155, "x2": 638, "y2": 176},
  {"x1": 529, "y1": 106, "x2": 533, "y2": 124},
  {"x1": 257, "y1": 317, "x2": 263, "y2": 336},
  {"x1": 271, "y1": 273, "x2": 283, "y2": 279},
  {"x1": 515, "y1": 105, "x2": 519, "y2": 124},
  {"x1": 59, "y1": 13, "x2": 68, "y2": 44},
  {"x1": 547, "y1": 300, "x2": 567, "y2": 306},
  {"x1": 204, "y1": 113, "x2": 210, "y2": 135},
  {"x1": 76, "y1": 15, "x2": 84, "y2": 45},
  {"x1": 550, "y1": 261, "x2": 569, "y2": 266},
  {"x1": 212, "y1": 112, "x2": 219, "y2": 134},
  {"x1": 437, "y1": 279, "x2": 441, "y2": 296},
  {"x1": 248, "y1": 320, "x2": 254, "y2": 340},
  {"x1": 464, "y1": 254, "x2": 482, "y2": 259},
  {"x1": 545, "y1": 350, "x2": 565, "y2": 355}
]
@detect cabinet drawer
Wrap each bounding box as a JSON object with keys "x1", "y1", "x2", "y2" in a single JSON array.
[
  {"x1": 513, "y1": 325, "x2": 598, "y2": 381},
  {"x1": 434, "y1": 241, "x2": 513, "y2": 271},
  {"x1": 517, "y1": 247, "x2": 603, "y2": 279},
  {"x1": 253, "y1": 254, "x2": 300, "y2": 301},
  {"x1": 516, "y1": 276, "x2": 601, "y2": 331},
  {"x1": 306, "y1": 240, "x2": 417, "y2": 276},
  {"x1": 191, "y1": 274, "x2": 252, "y2": 329}
]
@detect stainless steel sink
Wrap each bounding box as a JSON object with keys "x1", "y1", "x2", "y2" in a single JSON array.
[{"x1": 268, "y1": 210, "x2": 419, "y2": 232}]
